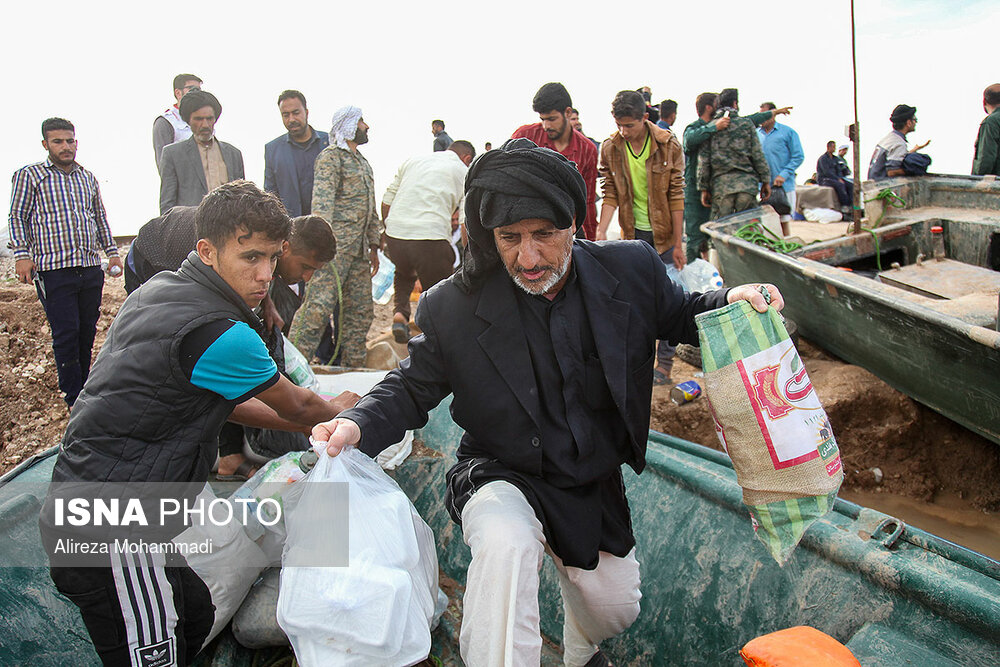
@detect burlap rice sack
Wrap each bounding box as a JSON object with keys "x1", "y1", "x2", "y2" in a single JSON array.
[{"x1": 696, "y1": 301, "x2": 843, "y2": 564}]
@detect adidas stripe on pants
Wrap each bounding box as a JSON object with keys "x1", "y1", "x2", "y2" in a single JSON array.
[{"x1": 50, "y1": 547, "x2": 213, "y2": 667}]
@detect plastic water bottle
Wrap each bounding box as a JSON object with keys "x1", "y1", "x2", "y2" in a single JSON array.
[
  {"x1": 679, "y1": 258, "x2": 724, "y2": 292},
  {"x1": 371, "y1": 250, "x2": 395, "y2": 305},
  {"x1": 665, "y1": 263, "x2": 688, "y2": 294},
  {"x1": 282, "y1": 335, "x2": 319, "y2": 392},
  {"x1": 931, "y1": 225, "x2": 946, "y2": 261}
]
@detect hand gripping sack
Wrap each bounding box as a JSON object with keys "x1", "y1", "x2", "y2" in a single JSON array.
[
  {"x1": 276, "y1": 446, "x2": 438, "y2": 666},
  {"x1": 696, "y1": 301, "x2": 843, "y2": 564}
]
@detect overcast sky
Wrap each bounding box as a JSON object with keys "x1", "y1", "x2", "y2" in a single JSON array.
[{"x1": 2, "y1": 0, "x2": 997, "y2": 237}]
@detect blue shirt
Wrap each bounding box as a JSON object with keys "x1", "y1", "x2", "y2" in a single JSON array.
[
  {"x1": 656, "y1": 120, "x2": 671, "y2": 131},
  {"x1": 180, "y1": 319, "x2": 279, "y2": 401},
  {"x1": 757, "y1": 123, "x2": 804, "y2": 192},
  {"x1": 263, "y1": 127, "x2": 329, "y2": 218}
]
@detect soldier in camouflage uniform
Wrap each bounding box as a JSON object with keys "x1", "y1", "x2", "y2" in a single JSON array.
[
  {"x1": 289, "y1": 106, "x2": 383, "y2": 367},
  {"x1": 697, "y1": 88, "x2": 771, "y2": 220}
]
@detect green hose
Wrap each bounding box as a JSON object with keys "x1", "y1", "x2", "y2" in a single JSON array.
[{"x1": 734, "y1": 221, "x2": 804, "y2": 254}]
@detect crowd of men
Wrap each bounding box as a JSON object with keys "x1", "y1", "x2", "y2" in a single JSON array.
[{"x1": 8, "y1": 74, "x2": 1000, "y2": 667}]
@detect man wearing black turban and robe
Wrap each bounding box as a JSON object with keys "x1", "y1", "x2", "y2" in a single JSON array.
[{"x1": 314, "y1": 138, "x2": 785, "y2": 667}]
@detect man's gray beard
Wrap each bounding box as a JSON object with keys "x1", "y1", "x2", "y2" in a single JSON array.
[{"x1": 510, "y1": 245, "x2": 573, "y2": 295}]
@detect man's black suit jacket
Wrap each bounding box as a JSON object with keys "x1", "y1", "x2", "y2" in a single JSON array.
[{"x1": 342, "y1": 239, "x2": 729, "y2": 477}]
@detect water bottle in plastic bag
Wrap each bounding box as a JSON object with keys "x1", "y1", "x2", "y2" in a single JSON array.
[
  {"x1": 282, "y1": 335, "x2": 319, "y2": 391},
  {"x1": 679, "y1": 258, "x2": 724, "y2": 292},
  {"x1": 371, "y1": 250, "x2": 395, "y2": 305}
]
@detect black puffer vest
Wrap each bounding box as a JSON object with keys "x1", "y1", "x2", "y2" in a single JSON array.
[{"x1": 51, "y1": 252, "x2": 265, "y2": 484}]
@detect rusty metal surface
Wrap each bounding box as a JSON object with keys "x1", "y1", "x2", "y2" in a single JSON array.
[{"x1": 878, "y1": 258, "x2": 1000, "y2": 300}]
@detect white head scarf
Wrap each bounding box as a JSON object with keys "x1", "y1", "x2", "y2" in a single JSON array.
[{"x1": 330, "y1": 105, "x2": 363, "y2": 149}]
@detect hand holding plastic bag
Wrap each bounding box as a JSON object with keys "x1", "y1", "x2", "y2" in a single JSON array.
[{"x1": 277, "y1": 445, "x2": 438, "y2": 666}]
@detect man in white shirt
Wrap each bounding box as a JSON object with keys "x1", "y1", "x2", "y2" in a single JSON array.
[
  {"x1": 152, "y1": 73, "x2": 202, "y2": 171},
  {"x1": 381, "y1": 140, "x2": 475, "y2": 342}
]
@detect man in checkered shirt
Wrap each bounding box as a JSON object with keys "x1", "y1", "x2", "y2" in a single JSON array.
[{"x1": 8, "y1": 117, "x2": 122, "y2": 407}]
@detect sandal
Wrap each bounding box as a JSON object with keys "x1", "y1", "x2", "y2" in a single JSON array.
[
  {"x1": 215, "y1": 459, "x2": 259, "y2": 482},
  {"x1": 652, "y1": 368, "x2": 672, "y2": 386},
  {"x1": 583, "y1": 649, "x2": 614, "y2": 667},
  {"x1": 392, "y1": 321, "x2": 411, "y2": 344}
]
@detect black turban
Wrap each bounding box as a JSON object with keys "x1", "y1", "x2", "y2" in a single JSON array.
[
  {"x1": 889, "y1": 104, "x2": 916, "y2": 124},
  {"x1": 455, "y1": 137, "x2": 587, "y2": 293},
  {"x1": 179, "y1": 90, "x2": 222, "y2": 124}
]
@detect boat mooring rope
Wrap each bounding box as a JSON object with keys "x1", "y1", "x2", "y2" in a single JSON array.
[
  {"x1": 734, "y1": 221, "x2": 804, "y2": 254},
  {"x1": 863, "y1": 188, "x2": 907, "y2": 228}
]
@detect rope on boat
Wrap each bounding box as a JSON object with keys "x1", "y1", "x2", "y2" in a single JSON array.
[
  {"x1": 860, "y1": 228, "x2": 884, "y2": 272},
  {"x1": 734, "y1": 221, "x2": 804, "y2": 254},
  {"x1": 863, "y1": 188, "x2": 907, "y2": 228}
]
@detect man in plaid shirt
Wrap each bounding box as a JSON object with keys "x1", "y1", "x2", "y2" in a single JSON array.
[{"x1": 8, "y1": 117, "x2": 122, "y2": 406}]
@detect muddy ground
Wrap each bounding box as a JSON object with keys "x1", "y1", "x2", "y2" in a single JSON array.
[{"x1": 1, "y1": 259, "x2": 997, "y2": 554}]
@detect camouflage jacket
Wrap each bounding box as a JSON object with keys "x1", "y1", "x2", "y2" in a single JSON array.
[
  {"x1": 312, "y1": 146, "x2": 383, "y2": 255},
  {"x1": 696, "y1": 109, "x2": 770, "y2": 196}
]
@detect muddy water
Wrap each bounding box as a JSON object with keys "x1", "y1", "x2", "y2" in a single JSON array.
[{"x1": 840, "y1": 489, "x2": 1000, "y2": 561}]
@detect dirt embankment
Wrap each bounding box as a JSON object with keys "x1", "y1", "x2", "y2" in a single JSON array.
[
  {"x1": 651, "y1": 340, "x2": 1000, "y2": 512},
  {"x1": 0, "y1": 274, "x2": 125, "y2": 470}
]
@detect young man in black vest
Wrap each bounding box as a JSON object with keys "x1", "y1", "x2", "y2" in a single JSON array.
[{"x1": 40, "y1": 181, "x2": 356, "y2": 666}]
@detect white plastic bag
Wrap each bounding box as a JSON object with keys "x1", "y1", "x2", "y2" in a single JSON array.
[
  {"x1": 283, "y1": 334, "x2": 320, "y2": 391},
  {"x1": 371, "y1": 249, "x2": 395, "y2": 305},
  {"x1": 171, "y1": 485, "x2": 269, "y2": 647},
  {"x1": 679, "y1": 257, "x2": 724, "y2": 292},
  {"x1": 803, "y1": 207, "x2": 843, "y2": 223},
  {"x1": 277, "y1": 447, "x2": 437, "y2": 666}
]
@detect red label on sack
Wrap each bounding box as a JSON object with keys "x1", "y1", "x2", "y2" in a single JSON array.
[{"x1": 826, "y1": 456, "x2": 842, "y2": 476}]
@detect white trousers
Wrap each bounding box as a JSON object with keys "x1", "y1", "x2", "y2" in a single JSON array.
[{"x1": 460, "y1": 481, "x2": 642, "y2": 667}]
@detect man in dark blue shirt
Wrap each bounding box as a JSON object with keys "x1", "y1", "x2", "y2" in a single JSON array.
[
  {"x1": 264, "y1": 90, "x2": 329, "y2": 217},
  {"x1": 816, "y1": 140, "x2": 852, "y2": 209}
]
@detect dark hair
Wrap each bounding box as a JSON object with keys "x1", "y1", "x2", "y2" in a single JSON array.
[
  {"x1": 277, "y1": 89, "x2": 307, "y2": 108},
  {"x1": 827, "y1": 140, "x2": 836, "y2": 148},
  {"x1": 449, "y1": 139, "x2": 476, "y2": 160},
  {"x1": 760, "y1": 101, "x2": 777, "y2": 111},
  {"x1": 985, "y1": 84, "x2": 1000, "y2": 107},
  {"x1": 432, "y1": 119, "x2": 445, "y2": 129},
  {"x1": 41, "y1": 117, "x2": 74, "y2": 138},
  {"x1": 288, "y1": 215, "x2": 336, "y2": 262},
  {"x1": 611, "y1": 90, "x2": 646, "y2": 120},
  {"x1": 196, "y1": 180, "x2": 290, "y2": 248},
  {"x1": 532, "y1": 82, "x2": 572, "y2": 114},
  {"x1": 172, "y1": 73, "x2": 202, "y2": 92},
  {"x1": 569, "y1": 107, "x2": 580, "y2": 115},
  {"x1": 717, "y1": 88, "x2": 739, "y2": 109},
  {"x1": 659, "y1": 99, "x2": 678, "y2": 118},
  {"x1": 695, "y1": 92, "x2": 717, "y2": 117}
]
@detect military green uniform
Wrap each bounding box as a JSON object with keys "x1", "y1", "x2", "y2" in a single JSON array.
[
  {"x1": 683, "y1": 110, "x2": 772, "y2": 262},
  {"x1": 696, "y1": 110, "x2": 771, "y2": 221},
  {"x1": 289, "y1": 145, "x2": 382, "y2": 367}
]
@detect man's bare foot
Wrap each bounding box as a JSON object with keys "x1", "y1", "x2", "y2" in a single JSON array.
[{"x1": 216, "y1": 453, "x2": 259, "y2": 481}]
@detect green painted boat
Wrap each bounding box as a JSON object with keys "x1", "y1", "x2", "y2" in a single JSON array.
[
  {"x1": 2, "y1": 398, "x2": 998, "y2": 665},
  {"x1": 703, "y1": 175, "x2": 1000, "y2": 446}
]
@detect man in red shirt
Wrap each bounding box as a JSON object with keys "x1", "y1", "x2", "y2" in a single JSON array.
[{"x1": 512, "y1": 82, "x2": 598, "y2": 239}]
